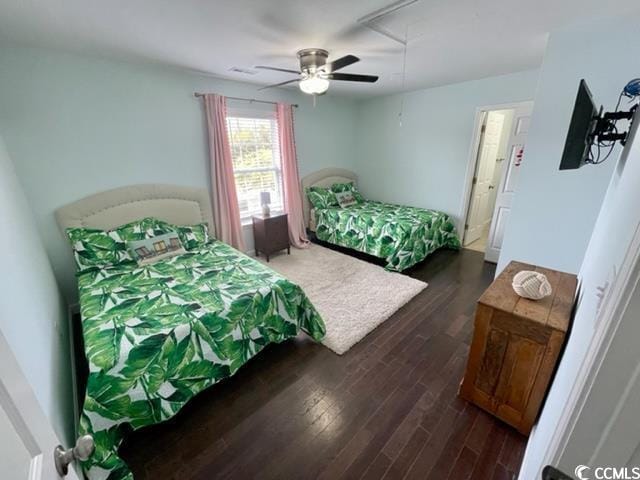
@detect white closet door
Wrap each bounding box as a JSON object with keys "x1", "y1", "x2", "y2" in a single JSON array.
[
  {"x1": 465, "y1": 111, "x2": 505, "y2": 245},
  {"x1": 485, "y1": 102, "x2": 533, "y2": 263}
]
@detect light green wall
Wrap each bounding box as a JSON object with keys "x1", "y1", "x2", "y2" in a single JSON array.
[
  {"x1": 0, "y1": 134, "x2": 74, "y2": 446},
  {"x1": 353, "y1": 70, "x2": 540, "y2": 226},
  {"x1": 506, "y1": 13, "x2": 640, "y2": 479},
  {"x1": 0, "y1": 46, "x2": 359, "y2": 301},
  {"x1": 498, "y1": 14, "x2": 640, "y2": 274}
]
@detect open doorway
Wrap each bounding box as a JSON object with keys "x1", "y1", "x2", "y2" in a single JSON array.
[
  {"x1": 461, "y1": 102, "x2": 533, "y2": 263},
  {"x1": 464, "y1": 109, "x2": 513, "y2": 253}
]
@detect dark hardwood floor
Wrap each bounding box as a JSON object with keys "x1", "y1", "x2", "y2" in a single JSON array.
[{"x1": 119, "y1": 248, "x2": 527, "y2": 479}]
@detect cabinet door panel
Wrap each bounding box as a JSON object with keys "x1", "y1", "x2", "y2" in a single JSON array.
[
  {"x1": 495, "y1": 336, "x2": 545, "y2": 417},
  {"x1": 475, "y1": 327, "x2": 509, "y2": 396}
]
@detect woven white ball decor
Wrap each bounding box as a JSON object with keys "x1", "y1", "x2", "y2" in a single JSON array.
[{"x1": 512, "y1": 271, "x2": 552, "y2": 300}]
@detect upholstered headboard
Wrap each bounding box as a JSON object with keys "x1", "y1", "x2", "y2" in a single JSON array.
[
  {"x1": 300, "y1": 168, "x2": 358, "y2": 230},
  {"x1": 55, "y1": 184, "x2": 215, "y2": 235}
]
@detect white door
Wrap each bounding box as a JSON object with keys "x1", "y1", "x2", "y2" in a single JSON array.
[
  {"x1": 0, "y1": 329, "x2": 80, "y2": 480},
  {"x1": 485, "y1": 102, "x2": 534, "y2": 263},
  {"x1": 464, "y1": 111, "x2": 505, "y2": 245}
]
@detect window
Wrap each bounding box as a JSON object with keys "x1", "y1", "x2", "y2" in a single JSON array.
[{"x1": 226, "y1": 113, "x2": 283, "y2": 221}]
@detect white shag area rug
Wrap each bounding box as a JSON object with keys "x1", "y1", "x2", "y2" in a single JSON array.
[{"x1": 257, "y1": 243, "x2": 427, "y2": 355}]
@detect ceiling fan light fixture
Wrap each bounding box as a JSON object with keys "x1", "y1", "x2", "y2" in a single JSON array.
[
  {"x1": 299, "y1": 74, "x2": 330, "y2": 95},
  {"x1": 257, "y1": 49, "x2": 377, "y2": 93}
]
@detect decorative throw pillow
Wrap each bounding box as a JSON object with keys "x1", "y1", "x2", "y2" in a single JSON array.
[
  {"x1": 331, "y1": 182, "x2": 365, "y2": 203},
  {"x1": 127, "y1": 231, "x2": 186, "y2": 266},
  {"x1": 306, "y1": 186, "x2": 338, "y2": 209},
  {"x1": 153, "y1": 220, "x2": 210, "y2": 250},
  {"x1": 335, "y1": 191, "x2": 358, "y2": 208}
]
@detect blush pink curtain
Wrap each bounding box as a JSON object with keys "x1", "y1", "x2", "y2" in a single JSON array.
[
  {"x1": 277, "y1": 103, "x2": 309, "y2": 248},
  {"x1": 203, "y1": 94, "x2": 245, "y2": 251}
]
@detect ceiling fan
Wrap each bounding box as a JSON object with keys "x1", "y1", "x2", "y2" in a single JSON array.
[{"x1": 255, "y1": 48, "x2": 379, "y2": 95}]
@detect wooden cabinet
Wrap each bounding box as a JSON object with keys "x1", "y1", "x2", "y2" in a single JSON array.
[
  {"x1": 252, "y1": 213, "x2": 290, "y2": 262},
  {"x1": 459, "y1": 261, "x2": 577, "y2": 435}
]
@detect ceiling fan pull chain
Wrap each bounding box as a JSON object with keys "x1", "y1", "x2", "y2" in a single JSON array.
[{"x1": 399, "y1": 25, "x2": 409, "y2": 127}]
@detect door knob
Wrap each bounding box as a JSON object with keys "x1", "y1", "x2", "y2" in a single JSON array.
[
  {"x1": 54, "y1": 434, "x2": 95, "y2": 476},
  {"x1": 488, "y1": 185, "x2": 495, "y2": 189}
]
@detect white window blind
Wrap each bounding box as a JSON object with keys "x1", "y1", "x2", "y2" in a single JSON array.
[{"x1": 226, "y1": 110, "x2": 283, "y2": 221}]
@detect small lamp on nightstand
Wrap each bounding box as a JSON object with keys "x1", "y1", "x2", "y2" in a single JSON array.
[{"x1": 260, "y1": 191, "x2": 271, "y2": 217}]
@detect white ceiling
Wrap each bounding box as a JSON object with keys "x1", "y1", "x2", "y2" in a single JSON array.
[{"x1": 1, "y1": 0, "x2": 639, "y2": 97}]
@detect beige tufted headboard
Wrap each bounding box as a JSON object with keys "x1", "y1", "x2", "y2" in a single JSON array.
[
  {"x1": 301, "y1": 168, "x2": 358, "y2": 231},
  {"x1": 55, "y1": 184, "x2": 215, "y2": 235}
]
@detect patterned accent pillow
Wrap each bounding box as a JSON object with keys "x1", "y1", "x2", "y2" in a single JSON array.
[
  {"x1": 153, "y1": 220, "x2": 210, "y2": 250},
  {"x1": 306, "y1": 186, "x2": 338, "y2": 209},
  {"x1": 331, "y1": 182, "x2": 365, "y2": 203},
  {"x1": 335, "y1": 191, "x2": 358, "y2": 208},
  {"x1": 127, "y1": 232, "x2": 186, "y2": 265}
]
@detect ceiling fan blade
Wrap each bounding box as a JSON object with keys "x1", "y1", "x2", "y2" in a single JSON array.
[
  {"x1": 257, "y1": 79, "x2": 299, "y2": 91},
  {"x1": 322, "y1": 55, "x2": 359, "y2": 73},
  {"x1": 255, "y1": 66, "x2": 300, "y2": 74},
  {"x1": 326, "y1": 73, "x2": 379, "y2": 83}
]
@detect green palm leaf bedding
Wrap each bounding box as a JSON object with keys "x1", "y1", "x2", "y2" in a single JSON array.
[
  {"x1": 314, "y1": 200, "x2": 461, "y2": 271},
  {"x1": 72, "y1": 238, "x2": 325, "y2": 480}
]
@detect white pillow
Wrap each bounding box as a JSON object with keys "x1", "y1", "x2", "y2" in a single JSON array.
[
  {"x1": 127, "y1": 232, "x2": 186, "y2": 266},
  {"x1": 335, "y1": 191, "x2": 358, "y2": 208}
]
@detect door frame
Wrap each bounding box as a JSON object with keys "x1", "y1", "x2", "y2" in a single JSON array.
[{"x1": 458, "y1": 101, "x2": 534, "y2": 246}]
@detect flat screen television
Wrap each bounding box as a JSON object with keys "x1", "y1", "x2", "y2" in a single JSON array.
[{"x1": 559, "y1": 79, "x2": 599, "y2": 170}]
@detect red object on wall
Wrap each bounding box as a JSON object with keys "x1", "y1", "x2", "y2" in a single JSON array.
[{"x1": 515, "y1": 147, "x2": 524, "y2": 166}]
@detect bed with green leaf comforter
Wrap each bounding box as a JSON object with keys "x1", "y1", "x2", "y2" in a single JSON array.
[
  {"x1": 75, "y1": 240, "x2": 325, "y2": 480},
  {"x1": 314, "y1": 200, "x2": 460, "y2": 271}
]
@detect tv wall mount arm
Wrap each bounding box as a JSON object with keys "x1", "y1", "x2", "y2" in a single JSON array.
[
  {"x1": 594, "y1": 104, "x2": 638, "y2": 146},
  {"x1": 585, "y1": 79, "x2": 640, "y2": 165}
]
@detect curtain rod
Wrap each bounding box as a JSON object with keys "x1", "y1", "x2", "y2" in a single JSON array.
[{"x1": 193, "y1": 93, "x2": 298, "y2": 108}]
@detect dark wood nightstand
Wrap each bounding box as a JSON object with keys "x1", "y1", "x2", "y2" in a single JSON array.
[{"x1": 252, "y1": 213, "x2": 290, "y2": 261}]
